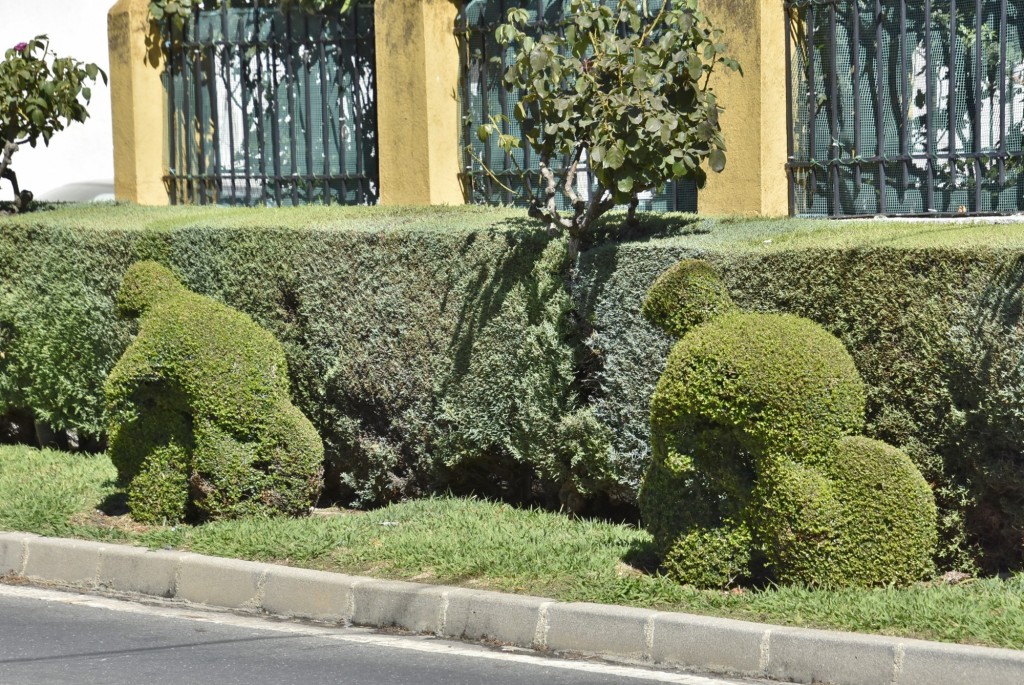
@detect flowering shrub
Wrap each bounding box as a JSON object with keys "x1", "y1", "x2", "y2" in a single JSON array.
[{"x1": 0, "y1": 35, "x2": 106, "y2": 211}]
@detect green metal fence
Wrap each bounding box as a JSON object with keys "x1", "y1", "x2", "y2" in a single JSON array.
[
  {"x1": 164, "y1": 1, "x2": 377, "y2": 206},
  {"x1": 456, "y1": 0, "x2": 698, "y2": 212},
  {"x1": 787, "y1": 0, "x2": 1024, "y2": 217}
]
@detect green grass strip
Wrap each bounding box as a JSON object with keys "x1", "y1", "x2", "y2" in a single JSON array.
[{"x1": 1, "y1": 446, "x2": 1022, "y2": 649}]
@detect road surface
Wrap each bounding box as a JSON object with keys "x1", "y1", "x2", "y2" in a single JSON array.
[{"x1": 0, "y1": 584, "x2": 765, "y2": 685}]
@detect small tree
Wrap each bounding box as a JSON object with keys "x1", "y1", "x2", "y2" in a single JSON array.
[
  {"x1": 0, "y1": 36, "x2": 106, "y2": 212},
  {"x1": 476, "y1": 0, "x2": 739, "y2": 262}
]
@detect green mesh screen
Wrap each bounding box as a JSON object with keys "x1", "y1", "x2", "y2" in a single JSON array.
[
  {"x1": 788, "y1": 0, "x2": 1024, "y2": 216},
  {"x1": 457, "y1": 0, "x2": 699, "y2": 213},
  {"x1": 165, "y1": 1, "x2": 377, "y2": 206}
]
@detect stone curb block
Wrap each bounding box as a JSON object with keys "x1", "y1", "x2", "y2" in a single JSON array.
[
  {"x1": 650, "y1": 612, "x2": 767, "y2": 676},
  {"x1": 1, "y1": 533, "x2": 1023, "y2": 685},
  {"x1": 175, "y1": 553, "x2": 266, "y2": 609},
  {"x1": 23, "y1": 537, "x2": 105, "y2": 586},
  {"x1": 544, "y1": 602, "x2": 652, "y2": 661},
  {"x1": 0, "y1": 532, "x2": 34, "y2": 576},
  {"x1": 898, "y1": 641, "x2": 1024, "y2": 685},
  {"x1": 457, "y1": 590, "x2": 550, "y2": 647},
  {"x1": 351, "y1": 579, "x2": 447, "y2": 635},
  {"x1": 767, "y1": 627, "x2": 897, "y2": 685},
  {"x1": 97, "y1": 546, "x2": 181, "y2": 599},
  {"x1": 260, "y1": 566, "x2": 357, "y2": 624}
]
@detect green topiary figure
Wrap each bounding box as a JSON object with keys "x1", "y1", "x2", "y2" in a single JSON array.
[
  {"x1": 639, "y1": 259, "x2": 936, "y2": 588},
  {"x1": 105, "y1": 261, "x2": 324, "y2": 524}
]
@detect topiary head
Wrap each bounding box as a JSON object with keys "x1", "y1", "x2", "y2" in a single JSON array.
[
  {"x1": 117, "y1": 261, "x2": 185, "y2": 318},
  {"x1": 642, "y1": 259, "x2": 736, "y2": 337}
]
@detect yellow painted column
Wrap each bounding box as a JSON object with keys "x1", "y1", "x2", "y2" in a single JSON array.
[
  {"x1": 699, "y1": 0, "x2": 789, "y2": 217},
  {"x1": 375, "y1": 0, "x2": 465, "y2": 205},
  {"x1": 108, "y1": 0, "x2": 169, "y2": 205}
]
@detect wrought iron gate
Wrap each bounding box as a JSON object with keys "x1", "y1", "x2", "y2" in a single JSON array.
[
  {"x1": 456, "y1": 0, "x2": 698, "y2": 213},
  {"x1": 786, "y1": 0, "x2": 1024, "y2": 217},
  {"x1": 163, "y1": 1, "x2": 378, "y2": 206}
]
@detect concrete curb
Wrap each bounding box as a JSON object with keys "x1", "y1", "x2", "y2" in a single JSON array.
[{"x1": 2, "y1": 532, "x2": 1022, "y2": 685}]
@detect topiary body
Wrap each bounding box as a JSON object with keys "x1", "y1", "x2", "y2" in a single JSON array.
[
  {"x1": 105, "y1": 261, "x2": 323, "y2": 523},
  {"x1": 639, "y1": 259, "x2": 936, "y2": 587}
]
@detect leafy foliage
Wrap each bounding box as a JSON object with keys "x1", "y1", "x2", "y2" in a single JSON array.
[
  {"x1": 0, "y1": 36, "x2": 105, "y2": 148},
  {"x1": 478, "y1": 0, "x2": 738, "y2": 258},
  {"x1": 0, "y1": 36, "x2": 105, "y2": 211}
]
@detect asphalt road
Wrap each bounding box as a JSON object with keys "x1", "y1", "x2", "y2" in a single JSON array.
[{"x1": 0, "y1": 584, "x2": 760, "y2": 685}]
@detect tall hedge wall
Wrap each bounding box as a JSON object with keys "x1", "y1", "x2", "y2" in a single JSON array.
[
  {"x1": 0, "y1": 205, "x2": 603, "y2": 508},
  {"x1": 3, "y1": 206, "x2": 1024, "y2": 571}
]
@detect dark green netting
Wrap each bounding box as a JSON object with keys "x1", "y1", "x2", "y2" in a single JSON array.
[
  {"x1": 166, "y1": 1, "x2": 377, "y2": 206},
  {"x1": 788, "y1": 0, "x2": 1024, "y2": 216},
  {"x1": 457, "y1": 0, "x2": 699, "y2": 212}
]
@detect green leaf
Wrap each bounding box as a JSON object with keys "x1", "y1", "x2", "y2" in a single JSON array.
[
  {"x1": 617, "y1": 175, "x2": 634, "y2": 194},
  {"x1": 604, "y1": 144, "x2": 625, "y2": 170},
  {"x1": 476, "y1": 125, "x2": 491, "y2": 143},
  {"x1": 709, "y1": 149, "x2": 726, "y2": 173}
]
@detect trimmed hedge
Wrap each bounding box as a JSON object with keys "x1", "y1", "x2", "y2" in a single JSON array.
[
  {"x1": 2, "y1": 206, "x2": 1024, "y2": 572},
  {"x1": 106, "y1": 261, "x2": 323, "y2": 522},
  {"x1": 0, "y1": 205, "x2": 604, "y2": 509}
]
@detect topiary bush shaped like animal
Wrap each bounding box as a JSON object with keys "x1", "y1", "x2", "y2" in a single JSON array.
[
  {"x1": 638, "y1": 260, "x2": 937, "y2": 588},
  {"x1": 105, "y1": 261, "x2": 323, "y2": 524}
]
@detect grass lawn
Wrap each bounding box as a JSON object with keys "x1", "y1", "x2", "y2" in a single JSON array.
[{"x1": 2, "y1": 445, "x2": 1023, "y2": 649}]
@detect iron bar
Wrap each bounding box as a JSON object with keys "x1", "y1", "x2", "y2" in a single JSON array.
[
  {"x1": 166, "y1": 17, "x2": 179, "y2": 204},
  {"x1": 948, "y1": 0, "x2": 958, "y2": 189},
  {"x1": 254, "y1": 2, "x2": 269, "y2": 205},
  {"x1": 785, "y1": 1, "x2": 796, "y2": 215},
  {"x1": 182, "y1": 11, "x2": 196, "y2": 203},
  {"x1": 220, "y1": 2, "x2": 238, "y2": 206},
  {"x1": 898, "y1": 0, "x2": 909, "y2": 210},
  {"x1": 301, "y1": 12, "x2": 316, "y2": 203},
  {"x1": 850, "y1": 0, "x2": 861, "y2": 194},
  {"x1": 269, "y1": 11, "x2": 284, "y2": 206},
  {"x1": 999, "y1": 0, "x2": 1008, "y2": 188},
  {"x1": 284, "y1": 11, "x2": 299, "y2": 205},
  {"x1": 827, "y1": 1, "x2": 840, "y2": 214},
  {"x1": 206, "y1": 19, "x2": 224, "y2": 204},
  {"x1": 973, "y1": 0, "x2": 983, "y2": 211},
  {"x1": 349, "y1": 3, "x2": 363, "y2": 203},
  {"x1": 874, "y1": 0, "x2": 886, "y2": 215},
  {"x1": 318, "y1": 11, "x2": 332, "y2": 204},
  {"x1": 807, "y1": 1, "x2": 818, "y2": 210},
  {"x1": 925, "y1": 0, "x2": 935, "y2": 211}
]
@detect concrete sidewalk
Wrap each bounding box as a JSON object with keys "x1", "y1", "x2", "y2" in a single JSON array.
[{"x1": 2, "y1": 531, "x2": 1021, "y2": 685}]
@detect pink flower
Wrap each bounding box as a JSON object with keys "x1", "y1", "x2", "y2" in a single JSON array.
[{"x1": 13, "y1": 42, "x2": 28, "y2": 53}]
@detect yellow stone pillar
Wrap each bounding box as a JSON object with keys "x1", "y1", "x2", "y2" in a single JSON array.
[
  {"x1": 374, "y1": 0, "x2": 465, "y2": 205},
  {"x1": 108, "y1": 0, "x2": 169, "y2": 205},
  {"x1": 699, "y1": 0, "x2": 789, "y2": 217}
]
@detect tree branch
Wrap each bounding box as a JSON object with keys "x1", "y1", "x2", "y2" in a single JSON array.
[{"x1": 0, "y1": 140, "x2": 17, "y2": 180}]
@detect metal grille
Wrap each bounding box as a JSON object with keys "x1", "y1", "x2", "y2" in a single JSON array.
[
  {"x1": 456, "y1": 0, "x2": 698, "y2": 213},
  {"x1": 164, "y1": 1, "x2": 378, "y2": 206},
  {"x1": 786, "y1": 0, "x2": 1024, "y2": 217}
]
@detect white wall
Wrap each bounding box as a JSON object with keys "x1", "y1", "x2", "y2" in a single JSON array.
[{"x1": 0, "y1": 0, "x2": 114, "y2": 200}]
